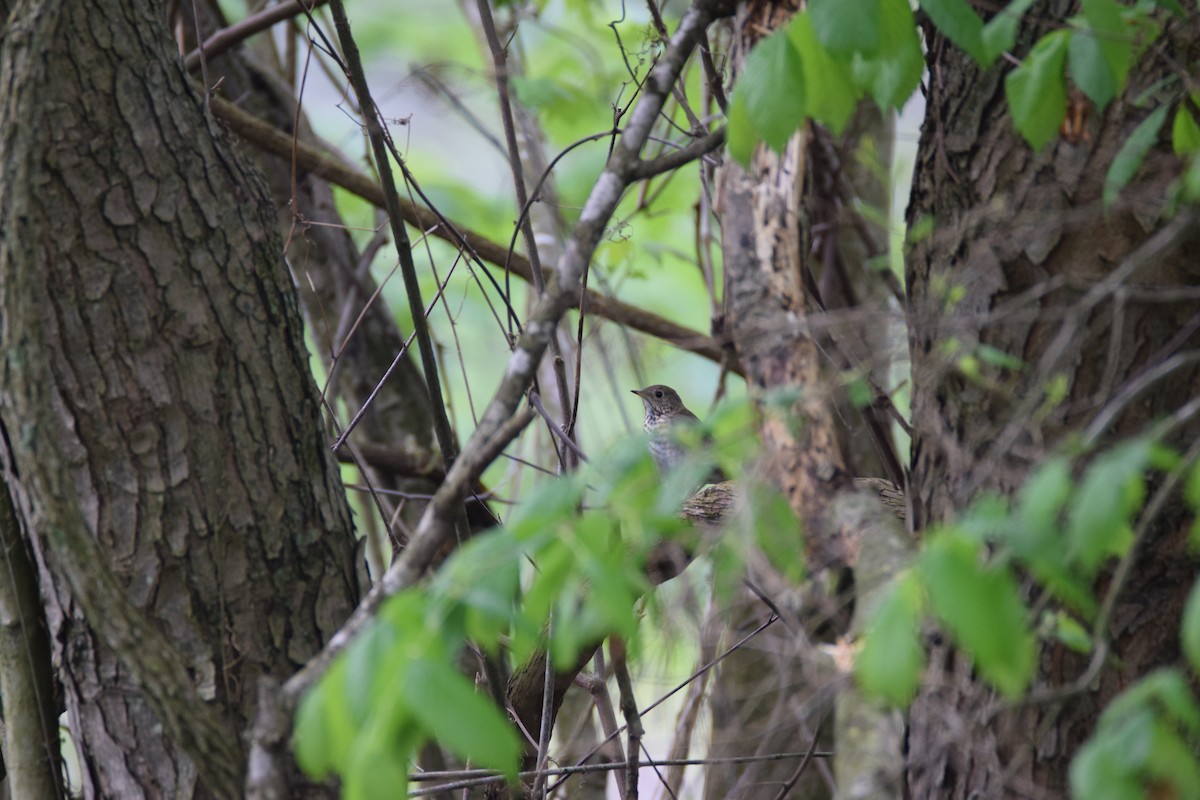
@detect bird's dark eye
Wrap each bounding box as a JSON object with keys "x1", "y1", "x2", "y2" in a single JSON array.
[{"x1": 654, "y1": 389, "x2": 664, "y2": 398}]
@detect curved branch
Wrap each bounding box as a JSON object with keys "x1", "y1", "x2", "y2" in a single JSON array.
[{"x1": 210, "y1": 96, "x2": 734, "y2": 369}]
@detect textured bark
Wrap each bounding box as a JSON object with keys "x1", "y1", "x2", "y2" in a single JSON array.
[
  {"x1": 905, "y1": 8, "x2": 1200, "y2": 797},
  {"x1": 706, "y1": 4, "x2": 853, "y2": 797},
  {"x1": 174, "y1": 0, "x2": 443, "y2": 577},
  {"x1": 0, "y1": 0, "x2": 359, "y2": 796}
]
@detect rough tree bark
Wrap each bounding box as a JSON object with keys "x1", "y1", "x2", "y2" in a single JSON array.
[
  {"x1": 0, "y1": 0, "x2": 360, "y2": 795},
  {"x1": 906, "y1": 7, "x2": 1200, "y2": 797}
]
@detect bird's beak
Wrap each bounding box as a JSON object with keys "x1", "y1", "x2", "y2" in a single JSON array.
[{"x1": 630, "y1": 388, "x2": 644, "y2": 397}]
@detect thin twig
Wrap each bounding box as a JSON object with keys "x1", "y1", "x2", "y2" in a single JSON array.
[{"x1": 326, "y1": 0, "x2": 462, "y2": 497}]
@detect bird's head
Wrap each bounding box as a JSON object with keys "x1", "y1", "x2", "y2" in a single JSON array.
[{"x1": 631, "y1": 384, "x2": 685, "y2": 417}]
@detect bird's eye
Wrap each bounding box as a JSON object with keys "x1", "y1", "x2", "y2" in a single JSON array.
[{"x1": 654, "y1": 390, "x2": 664, "y2": 398}]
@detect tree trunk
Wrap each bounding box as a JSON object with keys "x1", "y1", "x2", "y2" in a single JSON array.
[
  {"x1": 0, "y1": 0, "x2": 360, "y2": 795},
  {"x1": 906, "y1": 8, "x2": 1200, "y2": 797}
]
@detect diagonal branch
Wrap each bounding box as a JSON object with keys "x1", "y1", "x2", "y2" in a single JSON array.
[
  {"x1": 210, "y1": 96, "x2": 732, "y2": 368},
  {"x1": 281, "y1": 0, "x2": 737, "y2": 705}
]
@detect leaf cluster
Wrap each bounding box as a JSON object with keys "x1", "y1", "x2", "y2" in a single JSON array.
[
  {"x1": 729, "y1": 0, "x2": 1200, "y2": 205},
  {"x1": 293, "y1": 398, "x2": 766, "y2": 795},
  {"x1": 856, "y1": 436, "x2": 1200, "y2": 799}
]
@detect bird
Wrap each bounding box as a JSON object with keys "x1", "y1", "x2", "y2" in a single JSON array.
[{"x1": 631, "y1": 384, "x2": 728, "y2": 486}]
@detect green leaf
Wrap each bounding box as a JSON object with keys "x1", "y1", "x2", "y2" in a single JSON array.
[
  {"x1": 1101, "y1": 669, "x2": 1200, "y2": 733},
  {"x1": 1174, "y1": 105, "x2": 1200, "y2": 156},
  {"x1": 726, "y1": 30, "x2": 807, "y2": 161},
  {"x1": 344, "y1": 741, "x2": 411, "y2": 800},
  {"x1": 404, "y1": 657, "x2": 521, "y2": 775},
  {"x1": 982, "y1": 0, "x2": 1039, "y2": 62},
  {"x1": 1067, "y1": 0, "x2": 1134, "y2": 112},
  {"x1": 1146, "y1": 723, "x2": 1200, "y2": 799},
  {"x1": 809, "y1": 0, "x2": 881, "y2": 54},
  {"x1": 294, "y1": 687, "x2": 335, "y2": 779},
  {"x1": 1104, "y1": 105, "x2": 1168, "y2": 206},
  {"x1": 975, "y1": 343, "x2": 1026, "y2": 371},
  {"x1": 855, "y1": 572, "x2": 926, "y2": 705},
  {"x1": 919, "y1": 532, "x2": 1035, "y2": 697},
  {"x1": 850, "y1": 0, "x2": 924, "y2": 109},
  {"x1": 787, "y1": 12, "x2": 859, "y2": 134},
  {"x1": 726, "y1": 90, "x2": 758, "y2": 166},
  {"x1": 1048, "y1": 610, "x2": 1093, "y2": 653},
  {"x1": 748, "y1": 482, "x2": 806, "y2": 585},
  {"x1": 1065, "y1": 440, "x2": 1152, "y2": 575},
  {"x1": 919, "y1": 0, "x2": 987, "y2": 64},
  {"x1": 1183, "y1": 577, "x2": 1200, "y2": 675},
  {"x1": 1005, "y1": 30, "x2": 1069, "y2": 150}
]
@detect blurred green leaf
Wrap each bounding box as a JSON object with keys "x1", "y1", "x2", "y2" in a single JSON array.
[
  {"x1": 1049, "y1": 610, "x2": 1093, "y2": 653},
  {"x1": 1066, "y1": 440, "x2": 1152, "y2": 575},
  {"x1": 809, "y1": 0, "x2": 880, "y2": 54},
  {"x1": 1005, "y1": 30, "x2": 1069, "y2": 150},
  {"x1": 976, "y1": 343, "x2": 1027, "y2": 372},
  {"x1": 747, "y1": 482, "x2": 806, "y2": 585},
  {"x1": 1174, "y1": 105, "x2": 1200, "y2": 156},
  {"x1": 856, "y1": 571, "x2": 926, "y2": 705},
  {"x1": 404, "y1": 658, "x2": 521, "y2": 775},
  {"x1": 726, "y1": 30, "x2": 808, "y2": 157},
  {"x1": 1183, "y1": 578, "x2": 1200, "y2": 675},
  {"x1": 919, "y1": 0, "x2": 987, "y2": 64},
  {"x1": 787, "y1": 12, "x2": 859, "y2": 133},
  {"x1": 919, "y1": 532, "x2": 1035, "y2": 697},
  {"x1": 982, "y1": 0, "x2": 1039, "y2": 61},
  {"x1": 1104, "y1": 105, "x2": 1169, "y2": 206},
  {"x1": 727, "y1": 90, "x2": 758, "y2": 166},
  {"x1": 1067, "y1": 0, "x2": 1134, "y2": 112},
  {"x1": 344, "y1": 742, "x2": 411, "y2": 800},
  {"x1": 850, "y1": 0, "x2": 924, "y2": 109},
  {"x1": 294, "y1": 686, "x2": 335, "y2": 780},
  {"x1": 1074, "y1": 669, "x2": 1200, "y2": 799}
]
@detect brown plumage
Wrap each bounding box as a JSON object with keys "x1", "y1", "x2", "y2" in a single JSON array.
[{"x1": 631, "y1": 385, "x2": 728, "y2": 485}]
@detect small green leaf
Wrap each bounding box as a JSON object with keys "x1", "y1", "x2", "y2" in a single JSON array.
[
  {"x1": 1049, "y1": 610, "x2": 1093, "y2": 653},
  {"x1": 1183, "y1": 152, "x2": 1200, "y2": 203},
  {"x1": 850, "y1": 0, "x2": 924, "y2": 109},
  {"x1": 919, "y1": 0, "x2": 987, "y2": 64},
  {"x1": 727, "y1": 87, "x2": 758, "y2": 165},
  {"x1": 1066, "y1": 440, "x2": 1153, "y2": 574},
  {"x1": 344, "y1": 741, "x2": 411, "y2": 800},
  {"x1": 919, "y1": 532, "x2": 1035, "y2": 697},
  {"x1": 809, "y1": 0, "x2": 881, "y2": 54},
  {"x1": 1182, "y1": 578, "x2": 1200, "y2": 675},
  {"x1": 726, "y1": 30, "x2": 807, "y2": 159},
  {"x1": 788, "y1": 12, "x2": 859, "y2": 133},
  {"x1": 975, "y1": 343, "x2": 1026, "y2": 371},
  {"x1": 856, "y1": 572, "x2": 926, "y2": 706},
  {"x1": 982, "y1": 0, "x2": 1039, "y2": 62},
  {"x1": 294, "y1": 687, "x2": 335, "y2": 779},
  {"x1": 1067, "y1": 0, "x2": 1135, "y2": 112},
  {"x1": 1005, "y1": 30, "x2": 1069, "y2": 150},
  {"x1": 1103, "y1": 105, "x2": 1168, "y2": 206},
  {"x1": 404, "y1": 658, "x2": 521, "y2": 775},
  {"x1": 1174, "y1": 105, "x2": 1200, "y2": 156}
]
